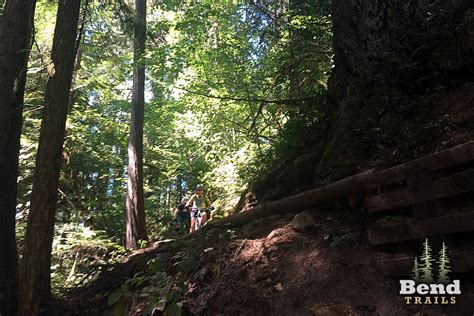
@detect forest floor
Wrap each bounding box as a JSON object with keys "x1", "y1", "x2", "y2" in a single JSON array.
[{"x1": 58, "y1": 206, "x2": 471, "y2": 315}]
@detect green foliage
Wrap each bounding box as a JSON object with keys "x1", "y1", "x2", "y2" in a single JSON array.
[
  {"x1": 18, "y1": 0, "x2": 332, "y2": 226},
  {"x1": 107, "y1": 291, "x2": 123, "y2": 306},
  {"x1": 0, "y1": 0, "x2": 5, "y2": 18},
  {"x1": 50, "y1": 223, "x2": 125, "y2": 295},
  {"x1": 322, "y1": 224, "x2": 357, "y2": 249},
  {"x1": 164, "y1": 303, "x2": 182, "y2": 316},
  {"x1": 106, "y1": 250, "x2": 196, "y2": 315}
]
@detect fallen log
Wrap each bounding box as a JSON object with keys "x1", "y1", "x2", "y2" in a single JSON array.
[
  {"x1": 211, "y1": 142, "x2": 474, "y2": 228},
  {"x1": 365, "y1": 141, "x2": 474, "y2": 190},
  {"x1": 209, "y1": 169, "x2": 375, "y2": 228}
]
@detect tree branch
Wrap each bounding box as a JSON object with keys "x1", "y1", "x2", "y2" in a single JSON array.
[
  {"x1": 75, "y1": 0, "x2": 90, "y2": 58},
  {"x1": 174, "y1": 86, "x2": 318, "y2": 106}
]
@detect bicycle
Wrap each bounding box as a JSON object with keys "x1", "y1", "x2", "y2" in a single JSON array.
[{"x1": 192, "y1": 206, "x2": 214, "y2": 231}]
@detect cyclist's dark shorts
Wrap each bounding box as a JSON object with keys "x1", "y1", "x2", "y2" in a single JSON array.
[{"x1": 176, "y1": 211, "x2": 190, "y2": 223}]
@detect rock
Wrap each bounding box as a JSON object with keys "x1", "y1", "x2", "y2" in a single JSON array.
[
  {"x1": 290, "y1": 210, "x2": 316, "y2": 232},
  {"x1": 311, "y1": 304, "x2": 357, "y2": 316},
  {"x1": 266, "y1": 228, "x2": 284, "y2": 240},
  {"x1": 273, "y1": 283, "x2": 283, "y2": 291}
]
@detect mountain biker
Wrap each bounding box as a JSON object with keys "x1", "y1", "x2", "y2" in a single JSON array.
[
  {"x1": 173, "y1": 197, "x2": 190, "y2": 233},
  {"x1": 186, "y1": 184, "x2": 213, "y2": 233}
]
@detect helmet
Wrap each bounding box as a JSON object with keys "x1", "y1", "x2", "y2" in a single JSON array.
[
  {"x1": 181, "y1": 197, "x2": 189, "y2": 204},
  {"x1": 196, "y1": 184, "x2": 204, "y2": 190}
]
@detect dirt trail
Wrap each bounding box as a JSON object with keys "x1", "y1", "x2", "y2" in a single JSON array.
[
  {"x1": 183, "y1": 210, "x2": 462, "y2": 316},
  {"x1": 61, "y1": 207, "x2": 472, "y2": 315}
]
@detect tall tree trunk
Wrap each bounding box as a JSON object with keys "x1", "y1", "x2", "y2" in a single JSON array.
[
  {"x1": 125, "y1": 0, "x2": 148, "y2": 249},
  {"x1": 316, "y1": 0, "x2": 474, "y2": 182},
  {"x1": 19, "y1": 0, "x2": 81, "y2": 314},
  {"x1": 0, "y1": 1, "x2": 36, "y2": 315}
]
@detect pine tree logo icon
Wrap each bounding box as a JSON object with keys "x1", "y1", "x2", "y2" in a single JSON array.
[
  {"x1": 437, "y1": 241, "x2": 451, "y2": 284},
  {"x1": 411, "y1": 238, "x2": 452, "y2": 285},
  {"x1": 411, "y1": 256, "x2": 421, "y2": 283},
  {"x1": 401, "y1": 239, "x2": 460, "y2": 303}
]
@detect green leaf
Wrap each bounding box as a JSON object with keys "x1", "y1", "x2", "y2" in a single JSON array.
[
  {"x1": 165, "y1": 292, "x2": 174, "y2": 302},
  {"x1": 114, "y1": 300, "x2": 126, "y2": 316},
  {"x1": 164, "y1": 303, "x2": 182, "y2": 316},
  {"x1": 329, "y1": 236, "x2": 344, "y2": 248},
  {"x1": 120, "y1": 283, "x2": 130, "y2": 294},
  {"x1": 108, "y1": 291, "x2": 123, "y2": 306},
  {"x1": 147, "y1": 258, "x2": 161, "y2": 273}
]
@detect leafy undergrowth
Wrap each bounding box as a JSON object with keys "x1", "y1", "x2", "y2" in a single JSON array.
[
  {"x1": 56, "y1": 208, "x2": 467, "y2": 315},
  {"x1": 50, "y1": 224, "x2": 127, "y2": 296}
]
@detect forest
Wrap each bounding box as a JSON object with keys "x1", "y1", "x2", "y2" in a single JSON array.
[{"x1": 1, "y1": 0, "x2": 473, "y2": 315}]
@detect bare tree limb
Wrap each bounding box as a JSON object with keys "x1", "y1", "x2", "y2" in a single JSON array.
[{"x1": 174, "y1": 85, "x2": 318, "y2": 105}]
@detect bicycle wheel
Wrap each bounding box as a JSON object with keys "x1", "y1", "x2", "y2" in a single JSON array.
[{"x1": 195, "y1": 213, "x2": 203, "y2": 230}]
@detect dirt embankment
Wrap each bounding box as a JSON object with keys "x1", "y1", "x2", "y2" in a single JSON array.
[{"x1": 184, "y1": 209, "x2": 466, "y2": 316}]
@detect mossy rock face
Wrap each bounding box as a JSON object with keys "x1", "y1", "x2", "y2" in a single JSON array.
[
  {"x1": 293, "y1": 154, "x2": 319, "y2": 187},
  {"x1": 274, "y1": 167, "x2": 296, "y2": 199},
  {"x1": 250, "y1": 164, "x2": 283, "y2": 199}
]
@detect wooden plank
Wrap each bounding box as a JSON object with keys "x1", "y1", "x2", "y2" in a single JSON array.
[
  {"x1": 434, "y1": 167, "x2": 474, "y2": 197},
  {"x1": 412, "y1": 200, "x2": 440, "y2": 220},
  {"x1": 406, "y1": 173, "x2": 439, "y2": 219},
  {"x1": 365, "y1": 141, "x2": 474, "y2": 190},
  {"x1": 367, "y1": 210, "x2": 474, "y2": 245},
  {"x1": 366, "y1": 187, "x2": 432, "y2": 212},
  {"x1": 366, "y1": 168, "x2": 474, "y2": 212},
  {"x1": 406, "y1": 173, "x2": 432, "y2": 190},
  {"x1": 375, "y1": 251, "x2": 474, "y2": 276}
]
